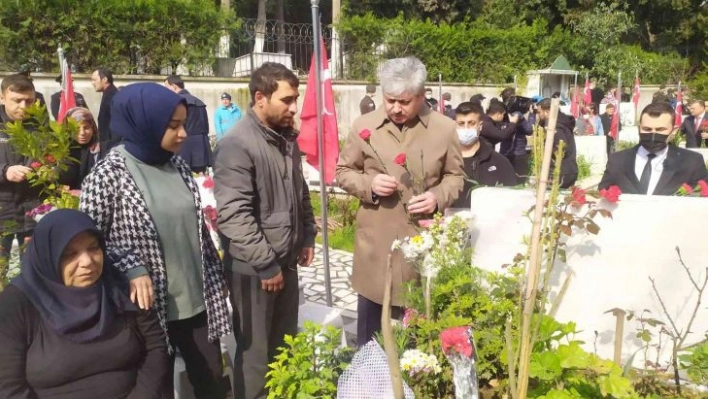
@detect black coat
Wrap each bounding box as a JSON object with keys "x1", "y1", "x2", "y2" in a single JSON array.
[
  {"x1": 599, "y1": 145, "x2": 708, "y2": 195},
  {"x1": 359, "y1": 95, "x2": 375, "y2": 115},
  {"x1": 452, "y1": 140, "x2": 517, "y2": 208},
  {"x1": 50, "y1": 91, "x2": 89, "y2": 121},
  {"x1": 480, "y1": 114, "x2": 517, "y2": 145},
  {"x1": 58, "y1": 141, "x2": 111, "y2": 190},
  {"x1": 176, "y1": 89, "x2": 213, "y2": 170},
  {"x1": 97, "y1": 85, "x2": 119, "y2": 144},
  {"x1": 681, "y1": 114, "x2": 707, "y2": 148},
  {"x1": 600, "y1": 113, "x2": 621, "y2": 138},
  {"x1": 545, "y1": 113, "x2": 578, "y2": 188},
  {"x1": 0, "y1": 107, "x2": 42, "y2": 233}
]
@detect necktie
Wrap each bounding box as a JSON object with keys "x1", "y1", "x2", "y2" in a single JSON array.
[{"x1": 638, "y1": 153, "x2": 657, "y2": 194}]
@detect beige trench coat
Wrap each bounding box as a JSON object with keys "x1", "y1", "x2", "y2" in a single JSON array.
[{"x1": 335, "y1": 106, "x2": 464, "y2": 306}]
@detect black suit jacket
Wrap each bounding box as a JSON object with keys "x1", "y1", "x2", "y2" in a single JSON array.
[
  {"x1": 97, "y1": 85, "x2": 119, "y2": 144},
  {"x1": 681, "y1": 114, "x2": 707, "y2": 148},
  {"x1": 599, "y1": 145, "x2": 708, "y2": 195},
  {"x1": 50, "y1": 91, "x2": 89, "y2": 121}
]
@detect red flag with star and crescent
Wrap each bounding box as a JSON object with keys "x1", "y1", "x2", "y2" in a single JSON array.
[
  {"x1": 632, "y1": 76, "x2": 640, "y2": 110},
  {"x1": 57, "y1": 59, "x2": 76, "y2": 122},
  {"x1": 297, "y1": 36, "x2": 340, "y2": 184}
]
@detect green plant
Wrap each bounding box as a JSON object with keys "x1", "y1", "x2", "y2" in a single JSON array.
[
  {"x1": 576, "y1": 154, "x2": 593, "y2": 181},
  {"x1": 616, "y1": 141, "x2": 638, "y2": 151},
  {"x1": 266, "y1": 322, "x2": 354, "y2": 399},
  {"x1": 679, "y1": 340, "x2": 708, "y2": 385},
  {"x1": 311, "y1": 190, "x2": 359, "y2": 252}
]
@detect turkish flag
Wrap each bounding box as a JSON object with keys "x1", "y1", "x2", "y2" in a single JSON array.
[
  {"x1": 674, "y1": 88, "x2": 683, "y2": 127},
  {"x1": 297, "y1": 37, "x2": 339, "y2": 184},
  {"x1": 632, "y1": 76, "x2": 640, "y2": 110},
  {"x1": 570, "y1": 87, "x2": 579, "y2": 118},
  {"x1": 583, "y1": 77, "x2": 592, "y2": 105},
  {"x1": 57, "y1": 59, "x2": 76, "y2": 123}
]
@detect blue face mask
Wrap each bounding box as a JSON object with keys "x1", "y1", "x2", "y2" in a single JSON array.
[{"x1": 457, "y1": 128, "x2": 479, "y2": 146}]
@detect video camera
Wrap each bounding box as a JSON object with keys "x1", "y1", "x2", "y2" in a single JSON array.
[{"x1": 503, "y1": 95, "x2": 533, "y2": 115}]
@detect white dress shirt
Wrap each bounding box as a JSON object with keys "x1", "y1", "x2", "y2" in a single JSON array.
[
  {"x1": 695, "y1": 112, "x2": 705, "y2": 131},
  {"x1": 635, "y1": 145, "x2": 669, "y2": 195}
]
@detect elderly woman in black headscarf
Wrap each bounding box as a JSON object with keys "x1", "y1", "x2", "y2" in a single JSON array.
[
  {"x1": 58, "y1": 107, "x2": 110, "y2": 189},
  {"x1": 0, "y1": 209, "x2": 168, "y2": 398},
  {"x1": 79, "y1": 83, "x2": 231, "y2": 398}
]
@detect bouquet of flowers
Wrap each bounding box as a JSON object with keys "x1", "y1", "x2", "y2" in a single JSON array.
[
  {"x1": 400, "y1": 349, "x2": 442, "y2": 377},
  {"x1": 440, "y1": 326, "x2": 479, "y2": 399},
  {"x1": 26, "y1": 187, "x2": 81, "y2": 222},
  {"x1": 194, "y1": 174, "x2": 222, "y2": 256}
]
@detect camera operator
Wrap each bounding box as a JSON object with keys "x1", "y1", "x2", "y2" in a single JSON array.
[
  {"x1": 497, "y1": 88, "x2": 537, "y2": 184},
  {"x1": 480, "y1": 99, "x2": 518, "y2": 145}
]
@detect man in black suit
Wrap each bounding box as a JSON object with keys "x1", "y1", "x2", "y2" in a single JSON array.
[
  {"x1": 90, "y1": 67, "x2": 119, "y2": 144},
  {"x1": 599, "y1": 102, "x2": 708, "y2": 195},
  {"x1": 681, "y1": 99, "x2": 707, "y2": 148},
  {"x1": 50, "y1": 75, "x2": 89, "y2": 121}
]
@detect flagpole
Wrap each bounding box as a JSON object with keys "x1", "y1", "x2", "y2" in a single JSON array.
[
  {"x1": 616, "y1": 71, "x2": 621, "y2": 141},
  {"x1": 438, "y1": 73, "x2": 442, "y2": 112},
  {"x1": 311, "y1": 0, "x2": 333, "y2": 307}
]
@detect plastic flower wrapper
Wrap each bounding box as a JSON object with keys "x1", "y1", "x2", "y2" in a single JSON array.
[
  {"x1": 26, "y1": 203, "x2": 57, "y2": 223},
  {"x1": 338, "y1": 340, "x2": 414, "y2": 399},
  {"x1": 440, "y1": 326, "x2": 479, "y2": 399},
  {"x1": 194, "y1": 174, "x2": 222, "y2": 256}
]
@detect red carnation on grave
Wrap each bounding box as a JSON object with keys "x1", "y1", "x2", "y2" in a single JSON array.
[
  {"x1": 202, "y1": 176, "x2": 214, "y2": 189},
  {"x1": 440, "y1": 326, "x2": 474, "y2": 358},
  {"x1": 394, "y1": 153, "x2": 407, "y2": 167},
  {"x1": 698, "y1": 180, "x2": 708, "y2": 197},
  {"x1": 30, "y1": 161, "x2": 41, "y2": 169},
  {"x1": 599, "y1": 185, "x2": 622, "y2": 203},
  {"x1": 358, "y1": 128, "x2": 372, "y2": 142},
  {"x1": 681, "y1": 183, "x2": 694, "y2": 195},
  {"x1": 571, "y1": 187, "x2": 587, "y2": 206},
  {"x1": 44, "y1": 155, "x2": 56, "y2": 163}
]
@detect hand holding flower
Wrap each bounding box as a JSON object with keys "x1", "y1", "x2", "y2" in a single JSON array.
[
  {"x1": 371, "y1": 173, "x2": 398, "y2": 197},
  {"x1": 408, "y1": 191, "x2": 437, "y2": 214}
]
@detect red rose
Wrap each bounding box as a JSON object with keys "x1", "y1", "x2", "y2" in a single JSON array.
[
  {"x1": 698, "y1": 180, "x2": 708, "y2": 197},
  {"x1": 44, "y1": 155, "x2": 56, "y2": 163},
  {"x1": 30, "y1": 161, "x2": 41, "y2": 169},
  {"x1": 599, "y1": 185, "x2": 622, "y2": 203},
  {"x1": 440, "y1": 326, "x2": 474, "y2": 358},
  {"x1": 358, "y1": 128, "x2": 372, "y2": 141},
  {"x1": 394, "y1": 153, "x2": 407, "y2": 167},
  {"x1": 681, "y1": 183, "x2": 694, "y2": 194},
  {"x1": 571, "y1": 186, "x2": 587, "y2": 206},
  {"x1": 202, "y1": 176, "x2": 214, "y2": 189},
  {"x1": 203, "y1": 205, "x2": 218, "y2": 230}
]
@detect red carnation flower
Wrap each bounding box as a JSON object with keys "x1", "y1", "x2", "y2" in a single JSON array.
[
  {"x1": 44, "y1": 155, "x2": 56, "y2": 163},
  {"x1": 698, "y1": 180, "x2": 708, "y2": 197},
  {"x1": 359, "y1": 128, "x2": 372, "y2": 141},
  {"x1": 440, "y1": 326, "x2": 474, "y2": 358},
  {"x1": 394, "y1": 153, "x2": 407, "y2": 167},
  {"x1": 571, "y1": 186, "x2": 587, "y2": 206},
  {"x1": 599, "y1": 185, "x2": 622, "y2": 203},
  {"x1": 30, "y1": 161, "x2": 41, "y2": 169},
  {"x1": 681, "y1": 183, "x2": 694, "y2": 195},
  {"x1": 202, "y1": 176, "x2": 214, "y2": 189}
]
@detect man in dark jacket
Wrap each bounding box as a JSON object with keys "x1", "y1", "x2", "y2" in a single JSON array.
[
  {"x1": 91, "y1": 68, "x2": 119, "y2": 144},
  {"x1": 50, "y1": 74, "x2": 89, "y2": 121},
  {"x1": 537, "y1": 98, "x2": 578, "y2": 188},
  {"x1": 600, "y1": 103, "x2": 621, "y2": 156},
  {"x1": 0, "y1": 74, "x2": 43, "y2": 263},
  {"x1": 164, "y1": 75, "x2": 212, "y2": 173},
  {"x1": 452, "y1": 102, "x2": 517, "y2": 208},
  {"x1": 213, "y1": 62, "x2": 316, "y2": 399},
  {"x1": 600, "y1": 102, "x2": 708, "y2": 195},
  {"x1": 480, "y1": 99, "x2": 519, "y2": 145},
  {"x1": 359, "y1": 84, "x2": 376, "y2": 115}
]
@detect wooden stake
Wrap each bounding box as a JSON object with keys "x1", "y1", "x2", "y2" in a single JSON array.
[
  {"x1": 517, "y1": 98, "x2": 561, "y2": 399},
  {"x1": 382, "y1": 254, "x2": 404, "y2": 399},
  {"x1": 606, "y1": 308, "x2": 627, "y2": 365}
]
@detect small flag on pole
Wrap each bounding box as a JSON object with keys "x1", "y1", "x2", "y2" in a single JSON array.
[
  {"x1": 570, "y1": 87, "x2": 579, "y2": 118},
  {"x1": 583, "y1": 74, "x2": 592, "y2": 105},
  {"x1": 674, "y1": 82, "x2": 683, "y2": 127},
  {"x1": 56, "y1": 50, "x2": 76, "y2": 123},
  {"x1": 632, "y1": 75, "x2": 641, "y2": 110},
  {"x1": 297, "y1": 37, "x2": 340, "y2": 184}
]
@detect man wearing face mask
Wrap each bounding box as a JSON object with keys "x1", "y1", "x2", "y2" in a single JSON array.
[
  {"x1": 451, "y1": 102, "x2": 517, "y2": 209},
  {"x1": 599, "y1": 102, "x2": 708, "y2": 195},
  {"x1": 424, "y1": 87, "x2": 438, "y2": 111}
]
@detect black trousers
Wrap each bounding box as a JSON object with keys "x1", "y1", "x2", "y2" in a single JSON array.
[
  {"x1": 227, "y1": 267, "x2": 299, "y2": 399},
  {"x1": 166, "y1": 311, "x2": 226, "y2": 399},
  {"x1": 506, "y1": 152, "x2": 530, "y2": 185},
  {"x1": 356, "y1": 295, "x2": 402, "y2": 347}
]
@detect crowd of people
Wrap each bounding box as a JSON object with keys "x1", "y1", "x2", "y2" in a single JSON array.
[{"x1": 0, "y1": 55, "x2": 707, "y2": 399}]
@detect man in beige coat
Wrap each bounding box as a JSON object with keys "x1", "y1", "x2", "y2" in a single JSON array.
[{"x1": 336, "y1": 57, "x2": 464, "y2": 346}]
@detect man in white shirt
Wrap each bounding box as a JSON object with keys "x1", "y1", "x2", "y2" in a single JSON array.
[
  {"x1": 599, "y1": 102, "x2": 708, "y2": 195},
  {"x1": 681, "y1": 99, "x2": 707, "y2": 148}
]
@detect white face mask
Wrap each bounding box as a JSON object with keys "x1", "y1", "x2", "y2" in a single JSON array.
[
  {"x1": 582, "y1": 114, "x2": 590, "y2": 120},
  {"x1": 457, "y1": 128, "x2": 479, "y2": 146}
]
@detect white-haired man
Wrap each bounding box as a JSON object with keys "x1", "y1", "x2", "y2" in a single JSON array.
[{"x1": 336, "y1": 57, "x2": 464, "y2": 346}]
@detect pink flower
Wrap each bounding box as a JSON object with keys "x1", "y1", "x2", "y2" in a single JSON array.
[
  {"x1": 202, "y1": 176, "x2": 214, "y2": 189},
  {"x1": 394, "y1": 153, "x2": 407, "y2": 167},
  {"x1": 682, "y1": 183, "x2": 694, "y2": 195},
  {"x1": 44, "y1": 155, "x2": 56, "y2": 163},
  {"x1": 599, "y1": 185, "x2": 621, "y2": 203},
  {"x1": 30, "y1": 161, "x2": 41, "y2": 169},
  {"x1": 440, "y1": 326, "x2": 474, "y2": 358},
  {"x1": 402, "y1": 308, "x2": 419, "y2": 328},
  {"x1": 698, "y1": 180, "x2": 708, "y2": 197},
  {"x1": 571, "y1": 187, "x2": 586, "y2": 206},
  {"x1": 203, "y1": 205, "x2": 218, "y2": 230},
  {"x1": 358, "y1": 128, "x2": 372, "y2": 141}
]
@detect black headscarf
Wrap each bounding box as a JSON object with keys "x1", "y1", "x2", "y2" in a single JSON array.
[
  {"x1": 110, "y1": 82, "x2": 186, "y2": 165},
  {"x1": 12, "y1": 209, "x2": 136, "y2": 343}
]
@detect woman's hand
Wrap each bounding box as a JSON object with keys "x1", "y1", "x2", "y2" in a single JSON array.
[{"x1": 130, "y1": 275, "x2": 154, "y2": 310}]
